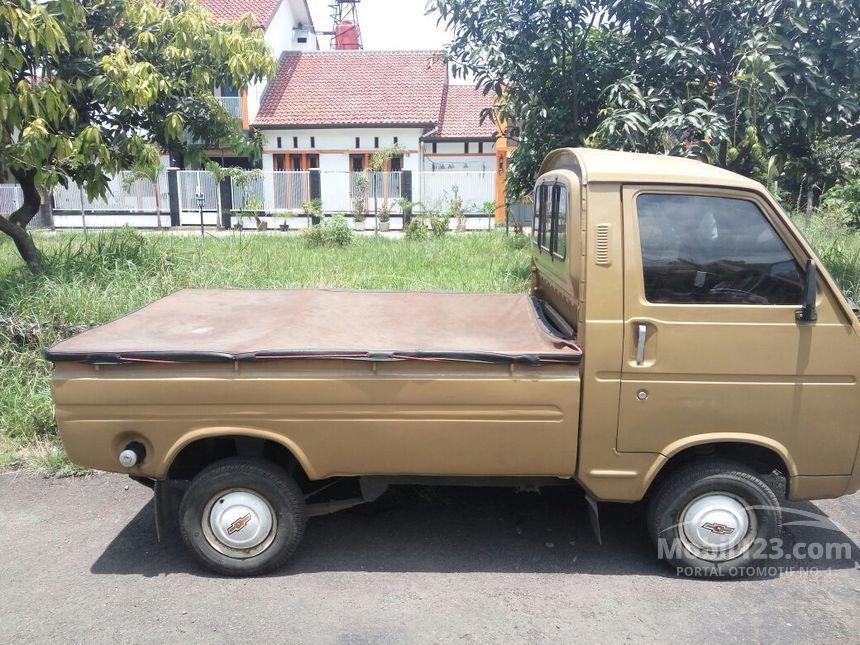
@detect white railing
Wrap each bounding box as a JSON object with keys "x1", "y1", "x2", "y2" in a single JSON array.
[
  {"x1": 52, "y1": 172, "x2": 169, "y2": 213},
  {"x1": 0, "y1": 184, "x2": 23, "y2": 215},
  {"x1": 177, "y1": 169, "x2": 219, "y2": 211},
  {"x1": 216, "y1": 96, "x2": 243, "y2": 120},
  {"x1": 43, "y1": 169, "x2": 497, "y2": 227},
  {"x1": 231, "y1": 171, "x2": 311, "y2": 212},
  {"x1": 416, "y1": 171, "x2": 495, "y2": 214}
]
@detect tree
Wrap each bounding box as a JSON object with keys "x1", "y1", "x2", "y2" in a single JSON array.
[
  {"x1": 0, "y1": 0, "x2": 274, "y2": 270},
  {"x1": 593, "y1": 0, "x2": 860, "y2": 179},
  {"x1": 432, "y1": 0, "x2": 627, "y2": 197},
  {"x1": 432, "y1": 0, "x2": 860, "y2": 199}
]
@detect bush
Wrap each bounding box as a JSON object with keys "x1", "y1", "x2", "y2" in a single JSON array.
[
  {"x1": 302, "y1": 214, "x2": 353, "y2": 247},
  {"x1": 821, "y1": 179, "x2": 860, "y2": 229},
  {"x1": 403, "y1": 217, "x2": 429, "y2": 240},
  {"x1": 427, "y1": 212, "x2": 451, "y2": 237}
]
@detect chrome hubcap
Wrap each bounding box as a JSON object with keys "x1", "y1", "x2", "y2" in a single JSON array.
[
  {"x1": 202, "y1": 489, "x2": 276, "y2": 559},
  {"x1": 679, "y1": 493, "x2": 756, "y2": 561}
]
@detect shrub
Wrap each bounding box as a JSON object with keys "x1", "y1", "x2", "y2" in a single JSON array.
[
  {"x1": 426, "y1": 212, "x2": 450, "y2": 237},
  {"x1": 404, "y1": 217, "x2": 429, "y2": 240},
  {"x1": 821, "y1": 179, "x2": 860, "y2": 229},
  {"x1": 302, "y1": 214, "x2": 353, "y2": 247},
  {"x1": 302, "y1": 198, "x2": 323, "y2": 220}
]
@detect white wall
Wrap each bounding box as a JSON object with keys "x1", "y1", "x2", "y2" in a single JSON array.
[
  {"x1": 246, "y1": 0, "x2": 318, "y2": 124},
  {"x1": 425, "y1": 141, "x2": 497, "y2": 155},
  {"x1": 262, "y1": 127, "x2": 424, "y2": 166},
  {"x1": 424, "y1": 155, "x2": 496, "y2": 172},
  {"x1": 421, "y1": 141, "x2": 496, "y2": 171}
]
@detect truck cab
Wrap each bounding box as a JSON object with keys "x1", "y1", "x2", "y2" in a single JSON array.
[{"x1": 532, "y1": 147, "x2": 860, "y2": 506}]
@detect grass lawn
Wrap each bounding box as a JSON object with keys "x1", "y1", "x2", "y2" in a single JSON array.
[{"x1": 0, "y1": 229, "x2": 532, "y2": 473}]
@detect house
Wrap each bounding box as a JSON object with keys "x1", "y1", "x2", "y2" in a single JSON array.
[
  {"x1": 253, "y1": 50, "x2": 506, "y2": 218},
  {"x1": 199, "y1": 0, "x2": 319, "y2": 166}
]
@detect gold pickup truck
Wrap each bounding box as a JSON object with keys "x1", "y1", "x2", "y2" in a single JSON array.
[{"x1": 47, "y1": 148, "x2": 860, "y2": 578}]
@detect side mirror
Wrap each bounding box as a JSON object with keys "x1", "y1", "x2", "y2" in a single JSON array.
[{"x1": 795, "y1": 259, "x2": 818, "y2": 323}]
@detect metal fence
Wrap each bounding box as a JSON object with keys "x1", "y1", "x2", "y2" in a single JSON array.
[
  {"x1": 232, "y1": 171, "x2": 311, "y2": 212},
  {"x1": 52, "y1": 172, "x2": 169, "y2": 213},
  {"x1": 176, "y1": 170, "x2": 220, "y2": 225},
  {"x1": 41, "y1": 168, "x2": 498, "y2": 226},
  {"x1": 416, "y1": 171, "x2": 495, "y2": 214},
  {"x1": 0, "y1": 184, "x2": 23, "y2": 215}
]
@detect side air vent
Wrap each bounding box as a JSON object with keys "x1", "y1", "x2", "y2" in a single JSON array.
[{"x1": 595, "y1": 224, "x2": 611, "y2": 266}]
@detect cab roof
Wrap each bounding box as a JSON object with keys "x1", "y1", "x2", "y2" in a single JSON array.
[{"x1": 538, "y1": 148, "x2": 764, "y2": 192}]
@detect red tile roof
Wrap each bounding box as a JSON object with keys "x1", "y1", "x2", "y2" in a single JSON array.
[
  {"x1": 430, "y1": 84, "x2": 498, "y2": 140},
  {"x1": 199, "y1": 0, "x2": 281, "y2": 28},
  {"x1": 254, "y1": 51, "x2": 449, "y2": 128}
]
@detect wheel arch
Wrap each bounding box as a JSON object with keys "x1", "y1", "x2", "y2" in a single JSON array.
[
  {"x1": 643, "y1": 434, "x2": 796, "y2": 497},
  {"x1": 161, "y1": 427, "x2": 317, "y2": 482}
]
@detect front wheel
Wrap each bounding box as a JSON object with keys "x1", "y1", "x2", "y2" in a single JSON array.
[
  {"x1": 179, "y1": 457, "x2": 306, "y2": 576},
  {"x1": 647, "y1": 460, "x2": 782, "y2": 578}
]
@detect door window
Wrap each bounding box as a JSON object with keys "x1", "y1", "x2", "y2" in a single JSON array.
[{"x1": 636, "y1": 194, "x2": 803, "y2": 305}]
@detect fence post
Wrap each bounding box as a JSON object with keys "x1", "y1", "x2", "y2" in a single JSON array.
[
  {"x1": 36, "y1": 187, "x2": 53, "y2": 230},
  {"x1": 309, "y1": 169, "x2": 321, "y2": 204},
  {"x1": 219, "y1": 178, "x2": 232, "y2": 229},
  {"x1": 401, "y1": 170, "x2": 413, "y2": 226},
  {"x1": 167, "y1": 167, "x2": 181, "y2": 227}
]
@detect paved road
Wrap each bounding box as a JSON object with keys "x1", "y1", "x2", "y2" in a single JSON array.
[{"x1": 1, "y1": 472, "x2": 858, "y2": 644}]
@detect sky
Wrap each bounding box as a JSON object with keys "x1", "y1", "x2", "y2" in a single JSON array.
[{"x1": 306, "y1": 0, "x2": 454, "y2": 52}]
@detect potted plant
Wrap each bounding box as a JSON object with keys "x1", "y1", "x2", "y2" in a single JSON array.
[
  {"x1": 449, "y1": 186, "x2": 466, "y2": 232},
  {"x1": 233, "y1": 198, "x2": 263, "y2": 231},
  {"x1": 302, "y1": 198, "x2": 323, "y2": 225},
  {"x1": 377, "y1": 204, "x2": 391, "y2": 232},
  {"x1": 352, "y1": 172, "x2": 369, "y2": 231},
  {"x1": 482, "y1": 200, "x2": 498, "y2": 230}
]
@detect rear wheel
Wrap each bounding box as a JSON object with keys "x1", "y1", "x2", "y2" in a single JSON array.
[
  {"x1": 647, "y1": 460, "x2": 782, "y2": 578},
  {"x1": 179, "y1": 457, "x2": 305, "y2": 576}
]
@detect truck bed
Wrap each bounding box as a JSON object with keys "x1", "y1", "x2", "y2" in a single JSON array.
[{"x1": 46, "y1": 289, "x2": 582, "y2": 366}]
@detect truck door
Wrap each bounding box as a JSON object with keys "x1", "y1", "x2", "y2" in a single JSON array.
[{"x1": 617, "y1": 186, "x2": 860, "y2": 479}]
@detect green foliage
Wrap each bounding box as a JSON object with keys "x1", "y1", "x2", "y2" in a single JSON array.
[
  {"x1": 0, "y1": 0, "x2": 275, "y2": 265},
  {"x1": 434, "y1": 0, "x2": 624, "y2": 197},
  {"x1": 793, "y1": 211, "x2": 860, "y2": 303},
  {"x1": 507, "y1": 229, "x2": 530, "y2": 250},
  {"x1": 404, "y1": 217, "x2": 430, "y2": 240},
  {"x1": 591, "y1": 1, "x2": 860, "y2": 178},
  {"x1": 445, "y1": 186, "x2": 465, "y2": 230},
  {"x1": 352, "y1": 173, "x2": 369, "y2": 222},
  {"x1": 821, "y1": 180, "x2": 860, "y2": 229},
  {"x1": 302, "y1": 214, "x2": 353, "y2": 247},
  {"x1": 433, "y1": 0, "x2": 860, "y2": 196},
  {"x1": 302, "y1": 198, "x2": 323, "y2": 220},
  {"x1": 427, "y1": 212, "x2": 451, "y2": 237},
  {"x1": 369, "y1": 143, "x2": 410, "y2": 171},
  {"x1": 45, "y1": 227, "x2": 172, "y2": 278}
]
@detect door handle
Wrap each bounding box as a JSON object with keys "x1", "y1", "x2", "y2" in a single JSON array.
[{"x1": 635, "y1": 323, "x2": 647, "y2": 366}]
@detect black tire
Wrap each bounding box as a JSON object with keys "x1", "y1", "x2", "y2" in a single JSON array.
[
  {"x1": 179, "y1": 457, "x2": 306, "y2": 577},
  {"x1": 647, "y1": 460, "x2": 782, "y2": 578}
]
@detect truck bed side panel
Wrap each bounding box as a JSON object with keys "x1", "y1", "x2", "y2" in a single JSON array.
[{"x1": 53, "y1": 361, "x2": 582, "y2": 480}]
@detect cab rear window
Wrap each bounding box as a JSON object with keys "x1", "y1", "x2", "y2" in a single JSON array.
[{"x1": 533, "y1": 182, "x2": 567, "y2": 259}]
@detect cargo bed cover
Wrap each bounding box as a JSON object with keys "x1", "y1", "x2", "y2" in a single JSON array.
[{"x1": 46, "y1": 289, "x2": 582, "y2": 365}]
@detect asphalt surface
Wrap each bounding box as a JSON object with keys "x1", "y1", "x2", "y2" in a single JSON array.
[{"x1": 1, "y1": 472, "x2": 858, "y2": 644}]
